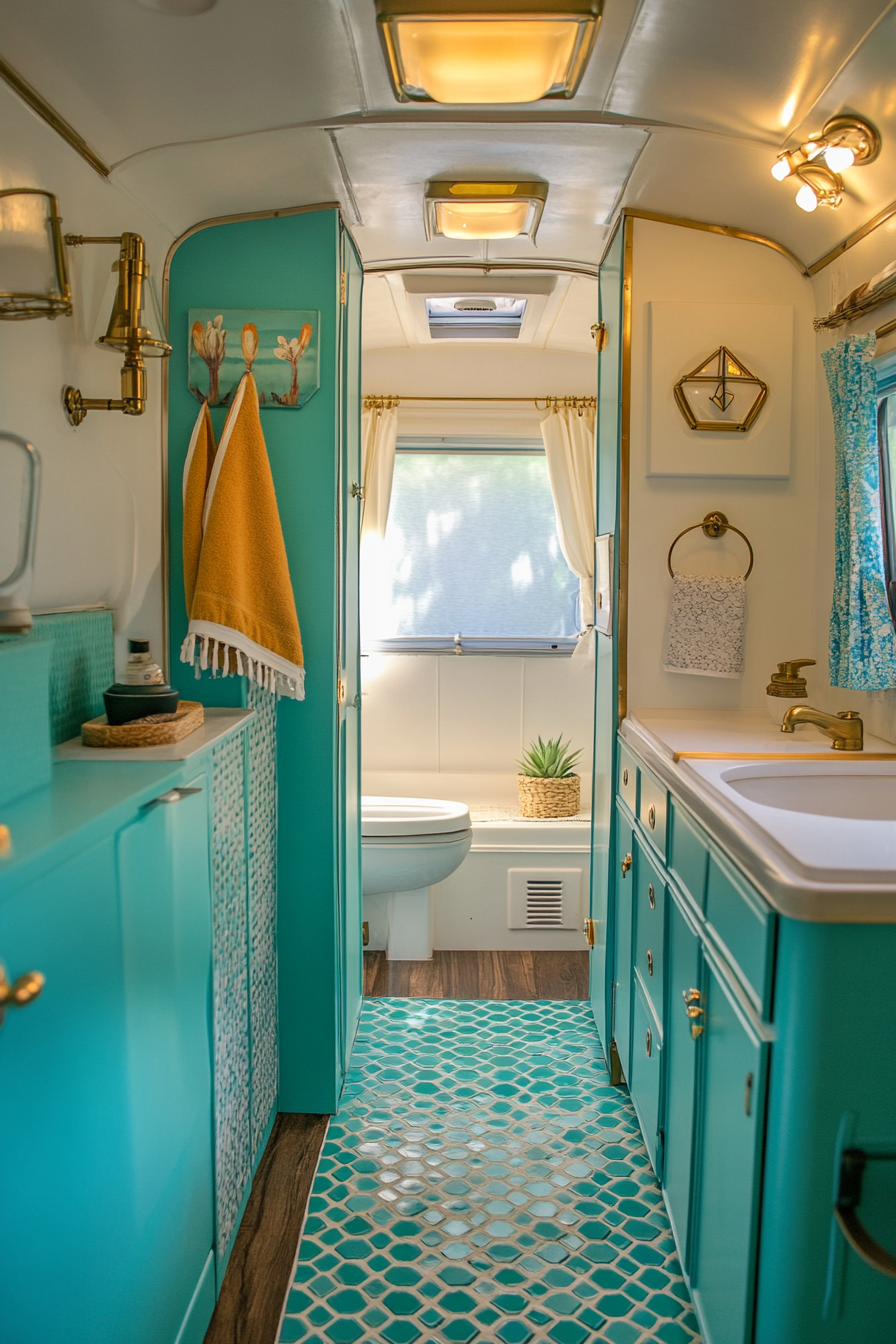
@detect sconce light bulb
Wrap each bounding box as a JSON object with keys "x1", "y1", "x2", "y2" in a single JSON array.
[
  {"x1": 771, "y1": 157, "x2": 791, "y2": 181},
  {"x1": 825, "y1": 144, "x2": 856, "y2": 173},
  {"x1": 795, "y1": 182, "x2": 819, "y2": 212}
]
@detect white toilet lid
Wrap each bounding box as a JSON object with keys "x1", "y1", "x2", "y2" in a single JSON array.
[{"x1": 361, "y1": 795, "x2": 471, "y2": 838}]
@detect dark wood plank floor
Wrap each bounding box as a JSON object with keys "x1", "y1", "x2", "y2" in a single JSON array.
[
  {"x1": 203, "y1": 1112, "x2": 328, "y2": 1344},
  {"x1": 363, "y1": 949, "x2": 589, "y2": 999}
]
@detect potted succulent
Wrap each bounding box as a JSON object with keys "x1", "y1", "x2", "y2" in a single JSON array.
[{"x1": 517, "y1": 735, "x2": 582, "y2": 818}]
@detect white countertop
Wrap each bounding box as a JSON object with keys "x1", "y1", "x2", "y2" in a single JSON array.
[
  {"x1": 55, "y1": 707, "x2": 253, "y2": 762},
  {"x1": 623, "y1": 709, "x2": 896, "y2": 923}
]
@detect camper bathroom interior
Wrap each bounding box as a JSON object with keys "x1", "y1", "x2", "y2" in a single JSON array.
[{"x1": 4, "y1": 4, "x2": 896, "y2": 1344}]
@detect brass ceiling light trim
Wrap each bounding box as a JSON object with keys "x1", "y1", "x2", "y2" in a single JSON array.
[
  {"x1": 375, "y1": 0, "x2": 602, "y2": 104},
  {"x1": 0, "y1": 55, "x2": 110, "y2": 179},
  {"x1": 423, "y1": 179, "x2": 548, "y2": 241},
  {"x1": 617, "y1": 209, "x2": 808, "y2": 275},
  {"x1": 63, "y1": 232, "x2": 171, "y2": 427},
  {"x1": 673, "y1": 347, "x2": 768, "y2": 433},
  {"x1": 771, "y1": 114, "x2": 880, "y2": 212}
]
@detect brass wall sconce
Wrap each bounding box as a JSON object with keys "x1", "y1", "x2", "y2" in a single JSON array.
[
  {"x1": 771, "y1": 114, "x2": 880, "y2": 212},
  {"x1": 424, "y1": 179, "x2": 548, "y2": 241},
  {"x1": 0, "y1": 188, "x2": 71, "y2": 319},
  {"x1": 673, "y1": 347, "x2": 768, "y2": 433},
  {"x1": 62, "y1": 231, "x2": 171, "y2": 426},
  {"x1": 375, "y1": 0, "x2": 602, "y2": 104}
]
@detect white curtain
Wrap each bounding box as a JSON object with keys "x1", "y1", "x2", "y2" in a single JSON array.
[
  {"x1": 360, "y1": 404, "x2": 399, "y2": 540},
  {"x1": 540, "y1": 403, "x2": 597, "y2": 660}
]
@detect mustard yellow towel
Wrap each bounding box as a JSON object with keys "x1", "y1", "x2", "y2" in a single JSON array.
[
  {"x1": 182, "y1": 400, "x2": 215, "y2": 616},
  {"x1": 181, "y1": 373, "x2": 304, "y2": 698}
]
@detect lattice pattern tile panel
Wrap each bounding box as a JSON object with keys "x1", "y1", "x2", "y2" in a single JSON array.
[
  {"x1": 211, "y1": 732, "x2": 250, "y2": 1261},
  {"x1": 32, "y1": 610, "x2": 114, "y2": 744},
  {"x1": 279, "y1": 999, "x2": 701, "y2": 1344},
  {"x1": 247, "y1": 682, "x2": 278, "y2": 1163}
]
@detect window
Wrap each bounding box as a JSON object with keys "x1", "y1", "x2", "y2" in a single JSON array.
[
  {"x1": 877, "y1": 356, "x2": 896, "y2": 622},
  {"x1": 361, "y1": 439, "x2": 580, "y2": 654}
]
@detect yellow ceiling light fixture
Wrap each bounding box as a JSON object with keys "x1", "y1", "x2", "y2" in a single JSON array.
[
  {"x1": 771, "y1": 114, "x2": 880, "y2": 209},
  {"x1": 424, "y1": 180, "x2": 548, "y2": 241},
  {"x1": 375, "y1": 0, "x2": 601, "y2": 104},
  {"x1": 62, "y1": 231, "x2": 171, "y2": 427}
]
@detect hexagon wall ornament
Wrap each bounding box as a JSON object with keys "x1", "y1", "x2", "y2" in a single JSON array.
[{"x1": 673, "y1": 346, "x2": 768, "y2": 433}]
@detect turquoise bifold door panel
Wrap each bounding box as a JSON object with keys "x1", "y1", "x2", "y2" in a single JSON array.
[{"x1": 0, "y1": 780, "x2": 214, "y2": 1344}]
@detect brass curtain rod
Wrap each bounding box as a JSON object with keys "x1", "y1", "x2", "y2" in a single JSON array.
[{"x1": 363, "y1": 394, "x2": 596, "y2": 409}]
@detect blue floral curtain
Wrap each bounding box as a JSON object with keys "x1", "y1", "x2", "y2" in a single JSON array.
[{"x1": 821, "y1": 332, "x2": 896, "y2": 689}]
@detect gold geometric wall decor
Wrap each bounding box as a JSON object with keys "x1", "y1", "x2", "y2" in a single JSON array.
[{"x1": 673, "y1": 346, "x2": 768, "y2": 433}]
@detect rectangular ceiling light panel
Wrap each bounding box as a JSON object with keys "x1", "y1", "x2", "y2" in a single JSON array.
[
  {"x1": 425, "y1": 179, "x2": 548, "y2": 240},
  {"x1": 376, "y1": 0, "x2": 602, "y2": 104}
]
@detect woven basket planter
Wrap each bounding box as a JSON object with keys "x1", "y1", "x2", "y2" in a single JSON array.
[{"x1": 517, "y1": 773, "x2": 580, "y2": 819}]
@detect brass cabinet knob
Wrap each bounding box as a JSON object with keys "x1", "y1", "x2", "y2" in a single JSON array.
[
  {"x1": 646, "y1": 1028, "x2": 652, "y2": 1057},
  {"x1": 621, "y1": 852, "x2": 632, "y2": 877},
  {"x1": 647, "y1": 805, "x2": 656, "y2": 830},
  {"x1": 0, "y1": 962, "x2": 45, "y2": 1029},
  {"x1": 583, "y1": 917, "x2": 596, "y2": 948},
  {"x1": 622, "y1": 768, "x2": 629, "y2": 786},
  {"x1": 648, "y1": 882, "x2": 655, "y2": 909},
  {"x1": 683, "y1": 987, "x2": 704, "y2": 1037},
  {"x1": 646, "y1": 949, "x2": 654, "y2": 976}
]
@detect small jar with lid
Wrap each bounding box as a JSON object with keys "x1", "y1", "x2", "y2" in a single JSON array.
[{"x1": 766, "y1": 659, "x2": 815, "y2": 724}]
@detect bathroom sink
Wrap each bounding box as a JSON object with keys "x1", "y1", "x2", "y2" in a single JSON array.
[{"x1": 723, "y1": 769, "x2": 896, "y2": 821}]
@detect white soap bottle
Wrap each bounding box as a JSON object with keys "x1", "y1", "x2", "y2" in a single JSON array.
[{"x1": 766, "y1": 659, "x2": 815, "y2": 725}]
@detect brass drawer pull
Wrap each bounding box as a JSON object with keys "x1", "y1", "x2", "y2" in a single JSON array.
[
  {"x1": 646, "y1": 949, "x2": 654, "y2": 976},
  {"x1": 645, "y1": 1028, "x2": 652, "y2": 1057},
  {"x1": 621, "y1": 852, "x2": 632, "y2": 877},
  {"x1": 0, "y1": 961, "x2": 45, "y2": 1030},
  {"x1": 647, "y1": 804, "x2": 656, "y2": 830},
  {"x1": 835, "y1": 1148, "x2": 896, "y2": 1280},
  {"x1": 648, "y1": 882, "x2": 655, "y2": 909}
]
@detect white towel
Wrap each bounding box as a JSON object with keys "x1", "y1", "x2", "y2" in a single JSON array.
[{"x1": 663, "y1": 572, "x2": 746, "y2": 678}]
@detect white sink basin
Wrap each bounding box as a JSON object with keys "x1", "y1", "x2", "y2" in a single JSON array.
[{"x1": 724, "y1": 769, "x2": 896, "y2": 821}]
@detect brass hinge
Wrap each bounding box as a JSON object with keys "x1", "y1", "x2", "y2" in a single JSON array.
[
  {"x1": 591, "y1": 321, "x2": 608, "y2": 352},
  {"x1": 337, "y1": 677, "x2": 347, "y2": 705},
  {"x1": 340, "y1": 271, "x2": 346, "y2": 304},
  {"x1": 583, "y1": 917, "x2": 596, "y2": 948}
]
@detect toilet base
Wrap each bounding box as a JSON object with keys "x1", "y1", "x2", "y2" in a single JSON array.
[{"x1": 387, "y1": 886, "x2": 433, "y2": 961}]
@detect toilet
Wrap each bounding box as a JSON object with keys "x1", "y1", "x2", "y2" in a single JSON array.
[{"x1": 361, "y1": 796, "x2": 472, "y2": 960}]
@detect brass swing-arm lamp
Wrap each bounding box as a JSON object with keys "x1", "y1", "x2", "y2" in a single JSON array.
[{"x1": 62, "y1": 231, "x2": 171, "y2": 427}]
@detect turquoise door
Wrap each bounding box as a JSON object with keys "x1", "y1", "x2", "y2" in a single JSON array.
[
  {"x1": 613, "y1": 808, "x2": 634, "y2": 1082},
  {"x1": 0, "y1": 784, "x2": 214, "y2": 1343},
  {"x1": 663, "y1": 888, "x2": 701, "y2": 1262},
  {"x1": 690, "y1": 950, "x2": 766, "y2": 1344},
  {"x1": 590, "y1": 219, "x2": 628, "y2": 1053},
  {"x1": 337, "y1": 226, "x2": 364, "y2": 1071}
]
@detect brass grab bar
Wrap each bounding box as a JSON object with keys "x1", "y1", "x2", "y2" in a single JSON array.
[{"x1": 667, "y1": 510, "x2": 754, "y2": 581}]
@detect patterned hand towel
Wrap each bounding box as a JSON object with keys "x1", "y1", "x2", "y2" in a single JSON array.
[
  {"x1": 181, "y1": 373, "x2": 304, "y2": 698},
  {"x1": 663, "y1": 572, "x2": 745, "y2": 678}
]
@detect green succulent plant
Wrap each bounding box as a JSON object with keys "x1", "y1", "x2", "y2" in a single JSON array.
[{"x1": 517, "y1": 735, "x2": 582, "y2": 779}]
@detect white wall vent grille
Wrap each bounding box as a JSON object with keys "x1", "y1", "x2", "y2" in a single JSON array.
[{"x1": 507, "y1": 868, "x2": 581, "y2": 930}]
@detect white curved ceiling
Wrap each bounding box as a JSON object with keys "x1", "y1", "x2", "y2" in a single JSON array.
[{"x1": 3, "y1": 0, "x2": 896, "y2": 278}]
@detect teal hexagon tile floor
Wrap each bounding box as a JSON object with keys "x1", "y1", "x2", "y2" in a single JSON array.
[{"x1": 278, "y1": 1000, "x2": 701, "y2": 1344}]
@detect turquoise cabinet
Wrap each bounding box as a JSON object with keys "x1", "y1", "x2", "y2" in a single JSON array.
[
  {"x1": 0, "y1": 779, "x2": 214, "y2": 1344},
  {"x1": 613, "y1": 734, "x2": 896, "y2": 1344},
  {"x1": 689, "y1": 950, "x2": 766, "y2": 1344}
]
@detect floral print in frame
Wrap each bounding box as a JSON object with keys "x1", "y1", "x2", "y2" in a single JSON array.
[{"x1": 188, "y1": 308, "x2": 320, "y2": 410}]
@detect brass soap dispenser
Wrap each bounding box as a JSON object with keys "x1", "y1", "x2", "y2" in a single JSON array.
[{"x1": 766, "y1": 659, "x2": 815, "y2": 724}]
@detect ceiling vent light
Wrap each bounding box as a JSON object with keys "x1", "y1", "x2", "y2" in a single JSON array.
[
  {"x1": 375, "y1": 0, "x2": 601, "y2": 104},
  {"x1": 424, "y1": 180, "x2": 548, "y2": 241},
  {"x1": 771, "y1": 114, "x2": 879, "y2": 209}
]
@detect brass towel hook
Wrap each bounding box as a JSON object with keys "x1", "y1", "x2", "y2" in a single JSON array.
[{"x1": 667, "y1": 511, "x2": 754, "y2": 581}]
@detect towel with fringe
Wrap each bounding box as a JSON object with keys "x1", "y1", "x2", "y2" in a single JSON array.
[
  {"x1": 663, "y1": 572, "x2": 745, "y2": 678},
  {"x1": 181, "y1": 373, "x2": 304, "y2": 698}
]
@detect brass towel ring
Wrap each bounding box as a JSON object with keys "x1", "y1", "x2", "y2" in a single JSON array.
[{"x1": 667, "y1": 511, "x2": 754, "y2": 581}]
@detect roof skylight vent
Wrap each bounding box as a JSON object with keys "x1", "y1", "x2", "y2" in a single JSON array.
[{"x1": 426, "y1": 294, "x2": 526, "y2": 340}]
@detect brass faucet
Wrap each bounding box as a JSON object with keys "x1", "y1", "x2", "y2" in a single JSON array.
[{"x1": 780, "y1": 705, "x2": 864, "y2": 751}]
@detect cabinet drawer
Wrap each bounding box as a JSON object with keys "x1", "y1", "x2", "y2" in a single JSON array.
[
  {"x1": 669, "y1": 800, "x2": 708, "y2": 911},
  {"x1": 705, "y1": 855, "x2": 773, "y2": 1010},
  {"x1": 618, "y1": 741, "x2": 638, "y2": 815},
  {"x1": 629, "y1": 978, "x2": 662, "y2": 1170},
  {"x1": 638, "y1": 768, "x2": 667, "y2": 858},
  {"x1": 635, "y1": 842, "x2": 665, "y2": 1023}
]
